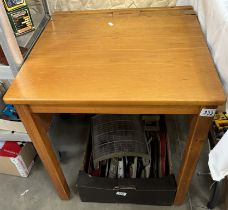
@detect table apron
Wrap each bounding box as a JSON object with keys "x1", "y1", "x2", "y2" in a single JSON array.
[{"x1": 29, "y1": 104, "x2": 201, "y2": 114}]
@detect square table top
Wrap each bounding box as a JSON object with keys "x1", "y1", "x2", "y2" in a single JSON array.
[{"x1": 4, "y1": 6, "x2": 226, "y2": 107}]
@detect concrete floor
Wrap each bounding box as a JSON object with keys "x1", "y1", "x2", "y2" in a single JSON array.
[{"x1": 0, "y1": 115, "x2": 225, "y2": 210}]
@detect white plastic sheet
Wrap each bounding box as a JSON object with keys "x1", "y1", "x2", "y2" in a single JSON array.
[
  {"x1": 209, "y1": 130, "x2": 228, "y2": 181},
  {"x1": 47, "y1": 0, "x2": 176, "y2": 12}
]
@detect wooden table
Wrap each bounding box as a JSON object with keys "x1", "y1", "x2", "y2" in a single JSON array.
[{"x1": 4, "y1": 6, "x2": 226, "y2": 205}]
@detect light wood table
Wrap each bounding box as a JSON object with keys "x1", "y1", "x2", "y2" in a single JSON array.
[{"x1": 4, "y1": 6, "x2": 226, "y2": 205}]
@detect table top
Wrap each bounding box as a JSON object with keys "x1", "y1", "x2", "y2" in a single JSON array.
[{"x1": 4, "y1": 7, "x2": 226, "y2": 107}]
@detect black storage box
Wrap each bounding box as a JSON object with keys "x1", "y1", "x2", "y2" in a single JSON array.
[{"x1": 76, "y1": 129, "x2": 177, "y2": 206}]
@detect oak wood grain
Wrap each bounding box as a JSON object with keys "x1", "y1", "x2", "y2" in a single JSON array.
[
  {"x1": 4, "y1": 7, "x2": 226, "y2": 106},
  {"x1": 174, "y1": 112, "x2": 213, "y2": 205},
  {"x1": 30, "y1": 104, "x2": 200, "y2": 114}
]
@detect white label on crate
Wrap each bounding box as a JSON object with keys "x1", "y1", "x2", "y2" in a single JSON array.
[
  {"x1": 116, "y1": 192, "x2": 127, "y2": 197},
  {"x1": 200, "y1": 108, "x2": 216, "y2": 117}
]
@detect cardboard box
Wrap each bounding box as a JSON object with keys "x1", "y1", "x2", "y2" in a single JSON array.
[
  {"x1": 77, "y1": 171, "x2": 176, "y2": 205},
  {"x1": 76, "y1": 132, "x2": 177, "y2": 205},
  {"x1": 0, "y1": 119, "x2": 31, "y2": 142},
  {"x1": 0, "y1": 143, "x2": 36, "y2": 177}
]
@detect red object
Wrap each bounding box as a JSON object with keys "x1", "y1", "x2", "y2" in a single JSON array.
[
  {"x1": 0, "y1": 141, "x2": 22, "y2": 157},
  {"x1": 159, "y1": 131, "x2": 167, "y2": 177}
]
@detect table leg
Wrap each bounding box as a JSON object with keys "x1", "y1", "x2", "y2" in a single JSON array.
[
  {"x1": 15, "y1": 105, "x2": 70, "y2": 200},
  {"x1": 174, "y1": 114, "x2": 213, "y2": 205}
]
